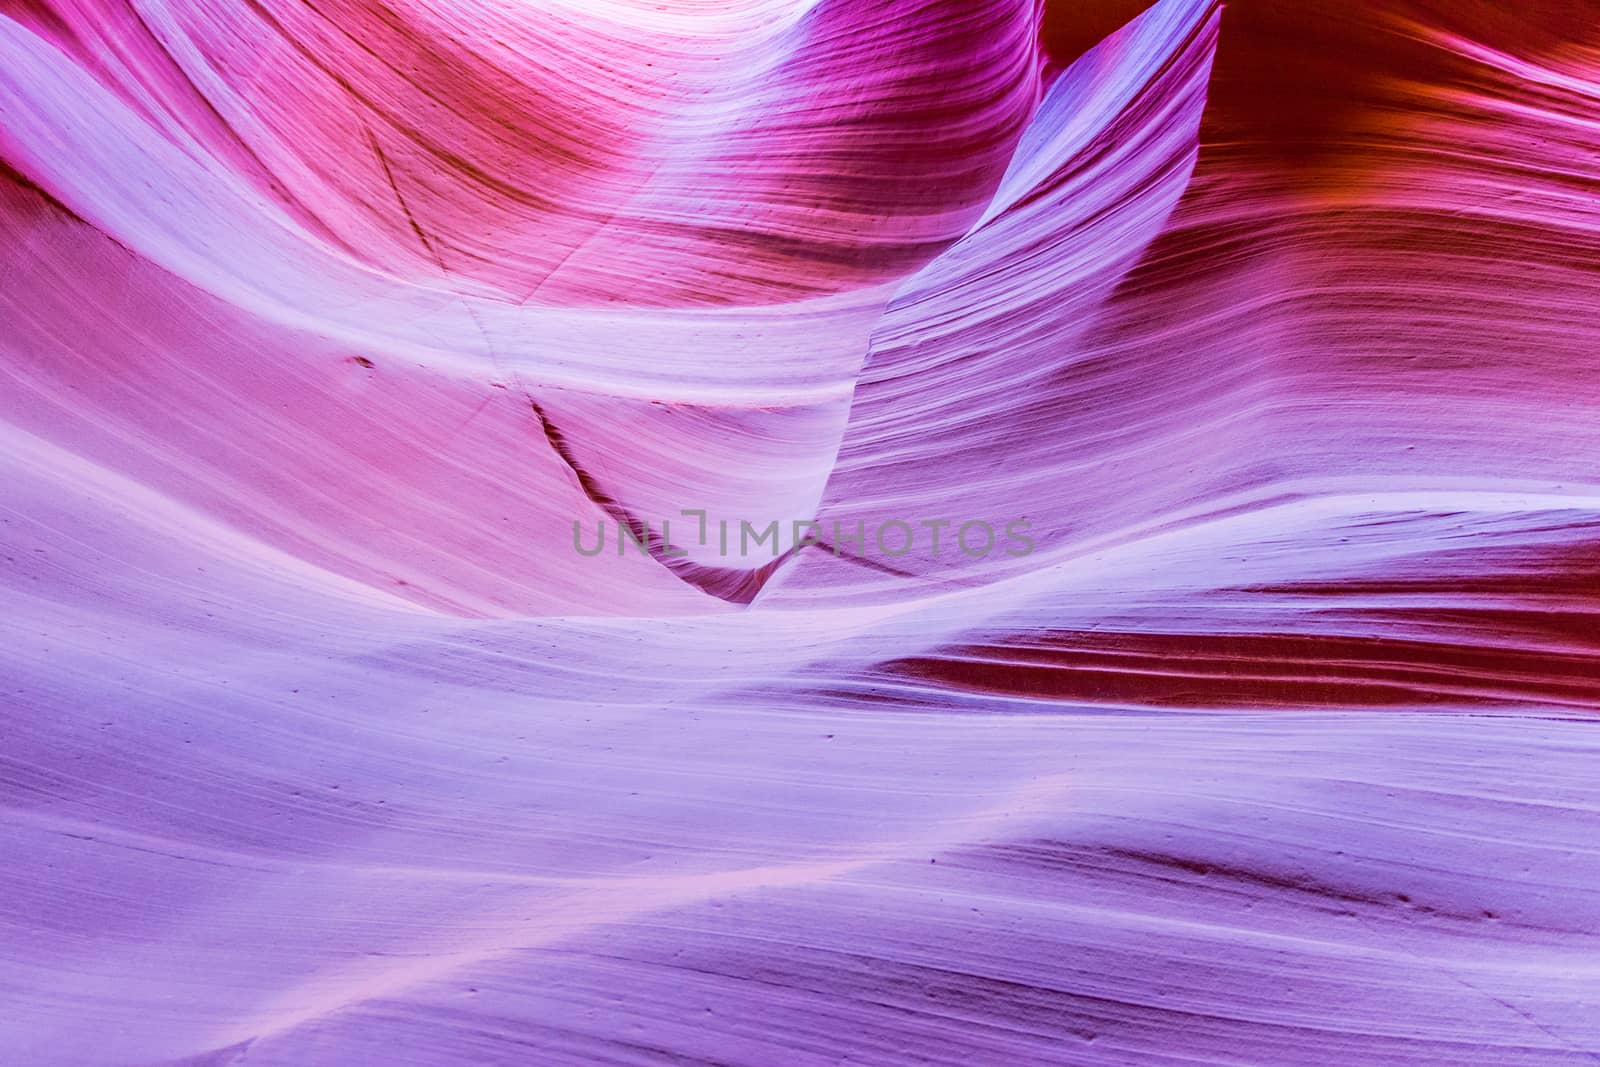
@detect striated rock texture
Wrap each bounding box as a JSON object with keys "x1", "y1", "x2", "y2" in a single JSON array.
[{"x1": 2, "y1": 0, "x2": 1599, "y2": 1062}]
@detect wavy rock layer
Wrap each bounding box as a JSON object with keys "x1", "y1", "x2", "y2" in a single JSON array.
[{"x1": 2, "y1": 0, "x2": 1599, "y2": 1063}]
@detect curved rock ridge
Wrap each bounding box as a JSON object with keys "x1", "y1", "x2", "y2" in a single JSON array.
[{"x1": 2, "y1": 0, "x2": 1599, "y2": 1063}]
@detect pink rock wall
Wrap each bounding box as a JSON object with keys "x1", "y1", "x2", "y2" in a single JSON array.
[{"x1": 2, "y1": 0, "x2": 1598, "y2": 1062}]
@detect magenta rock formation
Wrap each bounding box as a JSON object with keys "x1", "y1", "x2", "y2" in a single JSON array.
[{"x1": 3, "y1": 0, "x2": 1599, "y2": 1063}]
